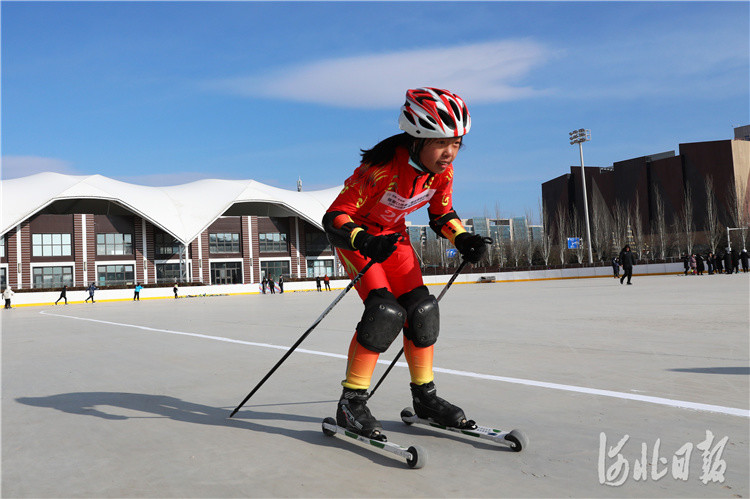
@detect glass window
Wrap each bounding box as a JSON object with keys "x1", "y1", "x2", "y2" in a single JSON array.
[
  {"x1": 0, "y1": 236, "x2": 4, "y2": 258},
  {"x1": 32, "y1": 266, "x2": 74, "y2": 288},
  {"x1": 210, "y1": 261, "x2": 242, "y2": 284},
  {"x1": 305, "y1": 232, "x2": 331, "y2": 254},
  {"x1": 96, "y1": 233, "x2": 133, "y2": 255},
  {"x1": 209, "y1": 233, "x2": 240, "y2": 253},
  {"x1": 96, "y1": 264, "x2": 135, "y2": 286},
  {"x1": 32, "y1": 233, "x2": 72, "y2": 257},
  {"x1": 155, "y1": 233, "x2": 182, "y2": 256},
  {"x1": 0, "y1": 268, "x2": 6, "y2": 288},
  {"x1": 307, "y1": 259, "x2": 334, "y2": 278},
  {"x1": 156, "y1": 263, "x2": 184, "y2": 283},
  {"x1": 261, "y1": 260, "x2": 290, "y2": 280},
  {"x1": 259, "y1": 232, "x2": 288, "y2": 252}
]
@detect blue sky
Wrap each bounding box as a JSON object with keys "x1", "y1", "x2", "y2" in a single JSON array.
[{"x1": 2, "y1": 1, "x2": 748, "y2": 223}]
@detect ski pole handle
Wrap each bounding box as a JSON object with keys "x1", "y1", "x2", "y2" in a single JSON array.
[{"x1": 229, "y1": 259, "x2": 375, "y2": 418}]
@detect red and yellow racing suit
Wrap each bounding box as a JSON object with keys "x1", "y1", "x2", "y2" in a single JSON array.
[{"x1": 323, "y1": 146, "x2": 469, "y2": 389}]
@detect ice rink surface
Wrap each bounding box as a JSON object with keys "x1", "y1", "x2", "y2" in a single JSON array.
[{"x1": 3, "y1": 273, "x2": 749, "y2": 498}]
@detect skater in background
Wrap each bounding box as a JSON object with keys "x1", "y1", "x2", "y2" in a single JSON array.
[
  {"x1": 315, "y1": 276, "x2": 322, "y2": 292},
  {"x1": 324, "y1": 274, "x2": 331, "y2": 291},
  {"x1": 611, "y1": 255, "x2": 620, "y2": 278},
  {"x1": 716, "y1": 252, "x2": 724, "y2": 274},
  {"x1": 724, "y1": 250, "x2": 732, "y2": 274},
  {"x1": 55, "y1": 284, "x2": 68, "y2": 305},
  {"x1": 682, "y1": 254, "x2": 690, "y2": 275},
  {"x1": 731, "y1": 249, "x2": 740, "y2": 273},
  {"x1": 134, "y1": 283, "x2": 142, "y2": 301},
  {"x1": 706, "y1": 252, "x2": 715, "y2": 275},
  {"x1": 619, "y1": 245, "x2": 635, "y2": 285},
  {"x1": 278, "y1": 274, "x2": 284, "y2": 294},
  {"x1": 173, "y1": 282, "x2": 179, "y2": 298},
  {"x1": 85, "y1": 282, "x2": 97, "y2": 303},
  {"x1": 3, "y1": 285, "x2": 14, "y2": 309},
  {"x1": 322, "y1": 87, "x2": 487, "y2": 441},
  {"x1": 268, "y1": 276, "x2": 276, "y2": 294},
  {"x1": 696, "y1": 254, "x2": 704, "y2": 275},
  {"x1": 261, "y1": 276, "x2": 267, "y2": 294},
  {"x1": 689, "y1": 253, "x2": 697, "y2": 275},
  {"x1": 741, "y1": 249, "x2": 749, "y2": 272}
]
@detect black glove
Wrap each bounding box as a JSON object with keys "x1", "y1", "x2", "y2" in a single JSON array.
[
  {"x1": 353, "y1": 231, "x2": 400, "y2": 263},
  {"x1": 454, "y1": 233, "x2": 487, "y2": 264}
]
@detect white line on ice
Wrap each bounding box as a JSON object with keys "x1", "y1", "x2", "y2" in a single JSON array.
[{"x1": 40, "y1": 310, "x2": 750, "y2": 418}]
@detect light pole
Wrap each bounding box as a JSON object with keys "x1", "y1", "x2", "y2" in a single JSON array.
[{"x1": 569, "y1": 128, "x2": 593, "y2": 263}]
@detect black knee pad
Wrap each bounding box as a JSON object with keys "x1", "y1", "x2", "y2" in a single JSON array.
[
  {"x1": 356, "y1": 288, "x2": 406, "y2": 353},
  {"x1": 398, "y1": 286, "x2": 440, "y2": 347}
]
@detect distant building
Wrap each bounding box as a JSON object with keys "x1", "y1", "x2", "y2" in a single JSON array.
[
  {"x1": 542, "y1": 132, "x2": 750, "y2": 246},
  {"x1": 0, "y1": 173, "x2": 341, "y2": 290}
]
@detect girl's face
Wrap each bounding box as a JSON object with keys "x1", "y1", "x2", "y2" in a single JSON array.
[{"x1": 419, "y1": 137, "x2": 463, "y2": 174}]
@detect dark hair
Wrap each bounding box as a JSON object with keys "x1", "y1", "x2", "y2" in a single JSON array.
[
  {"x1": 359, "y1": 132, "x2": 465, "y2": 169},
  {"x1": 359, "y1": 132, "x2": 414, "y2": 167}
]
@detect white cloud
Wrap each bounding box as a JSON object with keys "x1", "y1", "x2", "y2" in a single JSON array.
[
  {"x1": 208, "y1": 40, "x2": 554, "y2": 108},
  {"x1": 0, "y1": 156, "x2": 78, "y2": 179}
]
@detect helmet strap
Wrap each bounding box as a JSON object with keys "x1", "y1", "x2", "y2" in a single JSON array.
[{"x1": 408, "y1": 138, "x2": 428, "y2": 173}]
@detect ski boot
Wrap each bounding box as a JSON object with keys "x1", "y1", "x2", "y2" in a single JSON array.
[
  {"x1": 337, "y1": 387, "x2": 387, "y2": 441},
  {"x1": 410, "y1": 381, "x2": 476, "y2": 429}
]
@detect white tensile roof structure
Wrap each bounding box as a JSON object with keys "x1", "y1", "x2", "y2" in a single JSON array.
[{"x1": 0, "y1": 172, "x2": 342, "y2": 243}]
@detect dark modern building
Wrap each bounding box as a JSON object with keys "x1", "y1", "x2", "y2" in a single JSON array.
[{"x1": 542, "y1": 133, "x2": 750, "y2": 250}]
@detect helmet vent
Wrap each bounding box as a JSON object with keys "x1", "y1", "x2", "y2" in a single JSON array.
[
  {"x1": 418, "y1": 117, "x2": 436, "y2": 130},
  {"x1": 448, "y1": 100, "x2": 461, "y2": 119},
  {"x1": 437, "y1": 109, "x2": 455, "y2": 130}
]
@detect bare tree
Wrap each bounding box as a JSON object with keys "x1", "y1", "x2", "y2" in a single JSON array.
[
  {"x1": 524, "y1": 208, "x2": 537, "y2": 266},
  {"x1": 727, "y1": 174, "x2": 750, "y2": 250},
  {"x1": 682, "y1": 182, "x2": 696, "y2": 255},
  {"x1": 571, "y1": 209, "x2": 586, "y2": 263},
  {"x1": 630, "y1": 197, "x2": 645, "y2": 260},
  {"x1": 591, "y1": 194, "x2": 612, "y2": 262},
  {"x1": 651, "y1": 187, "x2": 667, "y2": 259},
  {"x1": 704, "y1": 175, "x2": 723, "y2": 254},
  {"x1": 611, "y1": 200, "x2": 629, "y2": 252},
  {"x1": 555, "y1": 206, "x2": 569, "y2": 264},
  {"x1": 539, "y1": 198, "x2": 552, "y2": 265}
]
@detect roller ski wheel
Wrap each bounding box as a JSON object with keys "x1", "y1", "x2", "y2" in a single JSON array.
[
  {"x1": 400, "y1": 407, "x2": 528, "y2": 452},
  {"x1": 321, "y1": 417, "x2": 427, "y2": 468}
]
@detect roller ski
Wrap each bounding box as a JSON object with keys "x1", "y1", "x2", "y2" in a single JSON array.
[
  {"x1": 321, "y1": 388, "x2": 427, "y2": 468},
  {"x1": 400, "y1": 382, "x2": 528, "y2": 452}
]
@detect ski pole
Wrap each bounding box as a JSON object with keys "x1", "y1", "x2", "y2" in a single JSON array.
[
  {"x1": 368, "y1": 257, "x2": 471, "y2": 400},
  {"x1": 229, "y1": 258, "x2": 376, "y2": 418}
]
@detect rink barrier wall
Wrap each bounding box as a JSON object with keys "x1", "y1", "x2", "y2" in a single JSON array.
[{"x1": 4, "y1": 262, "x2": 686, "y2": 307}]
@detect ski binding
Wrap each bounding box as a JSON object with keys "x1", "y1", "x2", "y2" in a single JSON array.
[
  {"x1": 321, "y1": 417, "x2": 427, "y2": 468},
  {"x1": 400, "y1": 407, "x2": 528, "y2": 452}
]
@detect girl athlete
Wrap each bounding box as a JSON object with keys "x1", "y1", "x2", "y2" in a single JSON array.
[{"x1": 323, "y1": 87, "x2": 488, "y2": 441}]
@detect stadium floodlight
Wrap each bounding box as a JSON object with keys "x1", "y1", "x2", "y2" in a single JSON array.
[{"x1": 569, "y1": 129, "x2": 594, "y2": 263}]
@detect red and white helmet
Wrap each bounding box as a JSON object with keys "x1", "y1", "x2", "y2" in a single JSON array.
[{"x1": 399, "y1": 87, "x2": 471, "y2": 138}]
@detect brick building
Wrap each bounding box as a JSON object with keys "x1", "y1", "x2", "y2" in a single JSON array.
[{"x1": 0, "y1": 173, "x2": 341, "y2": 290}]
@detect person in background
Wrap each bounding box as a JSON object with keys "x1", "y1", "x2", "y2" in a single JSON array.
[
  {"x1": 3, "y1": 285, "x2": 15, "y2": 309},
  {"x1": 611, "y1": 255, "x2": 620, "y2": 278},
  {"x1": 55, "y1": 284, "x2": 68, "y2": 305},
  {"x1": 134, "y1": 283, "x2": 143, "y2": 301},
  {"x1": 619, "y1": 245, "x2": 635, "y2": 285},
  {"x1": 324, "y1": 274, "x2": 331, "y2": 291},
  {"x1": 85, "y1": 283, "x2": 97, "y2": 303},
  {"x1": 173, "y1": 282, "x2": 179, "y2": 298}
]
